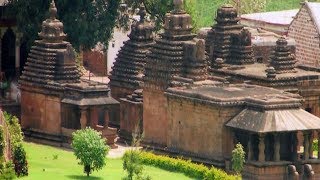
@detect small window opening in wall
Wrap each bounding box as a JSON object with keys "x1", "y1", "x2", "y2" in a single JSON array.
[
  {"x1": 257, "y1": 57, "x2": 263, "y2": 63},
  {"x1": 178, "y1": 121, "x2": 181, "y2": 124},
  {"x1": 305, "y1": 107, "x2": 312, "y2": 113},
  {"x1": 98, "y1": 109, "x2": 105, "y2": 126}
]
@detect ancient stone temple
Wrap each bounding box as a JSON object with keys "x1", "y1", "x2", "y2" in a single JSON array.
[
  {"x1": 133, "y1": 2, "x2": 320, "y2": 179},
  {"x1": 166, "y1": 82, "x2": 320, "y2": 179},
  {"x1": 206, "y1": 4, "x2": 254, "y2": 66},
  {"x1": 143, "y1": 0, "x2": 208, "y2": 146},
  {"x1": 270, "y1": 37, "x2": 297, "y2": 73},
  {"x1": 110, "y1": 3, "x2": 155, "y2": 101},
  {"x1": 20, "y1": 0, "x2": 119, "y2": 147},
  {"x1": 207, "y1": 5, "x2": 320, "y2": 118}
]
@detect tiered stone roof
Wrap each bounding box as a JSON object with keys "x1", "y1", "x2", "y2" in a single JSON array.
[
  {"x1": 126, "y1": 89, "x2": 143, "y2": 103},
  {"x1": 20, "y1": 0, "x2": 80, "y2": 91},
  {"x1": 270, "y1": 37, "x2": 297, "y2": 73},
  {"x1": 144, "y1": 0, "x2": 208, "y2": 90},
  {"x1": 230, "y1": 28, "x2": 254, "y2": 65},
  {"x1": 182, "y1": 39, "x2": 207, "y2": 81},
  {"x1": 206, "y1": 4, "x2": 254, "y2": 67},
  {"x1": 110, "y1": 4, "x2": 154, "y2": 90}
]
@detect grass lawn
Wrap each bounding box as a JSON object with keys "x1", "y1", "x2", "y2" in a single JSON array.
[
  {"x1": 19, "y1": 142, "x2": 191, "y2": 180},
  {"x1": 189, "y1": 0, "x2": 303, "y2": 28}
]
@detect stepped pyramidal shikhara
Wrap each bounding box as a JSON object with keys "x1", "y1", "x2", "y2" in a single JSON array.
[
  {"x1": 270, "y1": 36, "x2": 297, "y2": 73},
  {"x1": 20, "y1": 0, "x2": 80, "y2": 90},
  {"x1": 143, "y1": 0, "x2": 209, "y2": 146},
  {"x1": 20, "y1": 0, "x2": 119, "y2": 148},
  {"x1": 109, "y1": 3, "x2": 155, "y2": 101},
  {"x1": 206, "y1": 4, "x2": 254, "y2": 67}
]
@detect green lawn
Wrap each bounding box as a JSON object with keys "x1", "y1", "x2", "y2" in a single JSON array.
[
  {"x1": 19, "y1": 142, "x2": 191, "y2": 180},
  {"x1": 189, "y1": 0, "x2": 302, "y2": 28}
]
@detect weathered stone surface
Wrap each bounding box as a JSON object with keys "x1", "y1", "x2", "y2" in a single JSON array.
[
  {"x1": 20, "y1": 1, "x2": 119, "y2": 148},
  {"x1": 119, "y1": 89, "x2": 143, "y2": 142},
  {"x1": 270, "y1": 37, "x2": 297, "y2": 73},
  {"x1": 206, "y1": 4, "x2": 254, "y2": 67},
  {"x1": 110, "y1": 3, "x2": 155, "y2": 100}
]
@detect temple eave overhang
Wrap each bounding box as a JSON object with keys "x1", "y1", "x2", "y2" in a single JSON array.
[{"x1": 226, "y1": 108, "x2": 320, "y2": 133}]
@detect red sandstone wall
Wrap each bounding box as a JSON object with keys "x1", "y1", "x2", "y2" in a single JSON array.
[
  {"x1": 120, "y1": 99, "x2": 143, "y2": 139},
  {"x1": 21, "y1": 91, "x2": 61, "y2": 134},
  {"x1": 167, "y1": 97, "x2": 241, "y2": 160},
  {"x1": 110, "y1": 86, "x2": 135, "y2": 102},
  {"x1": 83, "y1": 50, "x2": 107, "y2": 76},
  {"x1": 143, "y1": 89, "x2": 168, "y2": 146},
  {"x1": 288, "y1": 6, "x2": 320, "y2": 67}
]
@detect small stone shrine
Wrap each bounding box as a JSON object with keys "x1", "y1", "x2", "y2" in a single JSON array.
[
  {"x1": 270, "y1": 37, "x2": 297, "y2": 73},
  {"x1": 20, "y1": 0, "x2": 119, "y2": 147}
]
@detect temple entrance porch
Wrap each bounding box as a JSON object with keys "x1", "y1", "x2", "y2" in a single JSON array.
[{"x1": 231, "y1": 129, "x2": 320, "y2": 179}]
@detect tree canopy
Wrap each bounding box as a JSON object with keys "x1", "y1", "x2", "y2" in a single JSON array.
[
  {"x1": 122, "y1": 0, "x2": 173, "y2": 31},
  {"x1": 7, "y1": 0, "x2": 119, "y2": 51},
  {"x1": 71, "y1": 127, "x2": 109, "y2": 177}
]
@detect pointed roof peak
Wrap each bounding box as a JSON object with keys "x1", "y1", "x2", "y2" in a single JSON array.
[
  {"x1": 138, "y1": 3, "x2": 146, "y2": 22},
  {"x1": 173, "y1": 0, "x2": 185, "y2": 13},
  {"x1": 49, "y1": 0, "x2": 57, "y2": 20}
]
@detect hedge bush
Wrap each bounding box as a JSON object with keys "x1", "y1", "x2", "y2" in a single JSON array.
[
  {"x1": 132, "y1": 151, "x2": 238, "y2": 180},
  {"x1": 3, "y1": 112, "x2": 28, "y2": 177}
]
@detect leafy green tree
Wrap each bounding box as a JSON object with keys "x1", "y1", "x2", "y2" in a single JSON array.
[
  {"x1": 71, "y1": 127, "x2": 109, "y2": 177},
  {"x1": 229, "y1": 0, "x2": 267, "y2": 15},
  {"x1": 7, "y1": 0, "x2": 119, "y2": 51},
  {"x1": 122, "y1": 122, "x2": 150, "y2": 180},
  {"x1": 120, "y1": 0, "x2": 172, "y2": 31},
  {"x1": 232, "y1": 143, "x2": 245, "y2": 175}
]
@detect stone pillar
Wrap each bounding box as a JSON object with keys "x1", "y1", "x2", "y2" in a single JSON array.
[
  {"x1": 80, "y1": 106, "x2": 88, "y2": 129},
  {"x1": 15, "y1": 34, "x2": 21, "y2": 77},
  {"x1": 309, "y1": 131, "x2": 314, "y2": 159},
  {"x1": 104, "y1": 108, "x2": 110, "y2": 129},
  {"x1": 304, "y1": 131, "x2": 310, "y2": 160},
  {"x1": 247, "y1": 134, "x2": 253, "y2": 161},
  {"x1": 274, "y1": 133, "x2": 280, "y2": 161},
  {"x1": 258, "y1": 134, "x2": 265, "y2": 162}
]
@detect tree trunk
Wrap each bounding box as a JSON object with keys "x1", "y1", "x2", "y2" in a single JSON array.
[{"x1": 85, "y1": 164, "x2": 90, "y2": 177}]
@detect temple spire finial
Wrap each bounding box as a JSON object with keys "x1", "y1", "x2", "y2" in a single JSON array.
[
  {"x1": 173, "y1": 0, "x2": 184, "y2": 13},
  {"x1": 49, "y1": 0, "x2": 57, "y2": 20},
  {"x1": 138, "y1": 3, "x2": 146, "y2": 22}
]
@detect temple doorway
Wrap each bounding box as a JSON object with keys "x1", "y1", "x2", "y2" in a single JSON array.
[{"x1": 1, "y1": 28, "x2": 16, "y2": 80}]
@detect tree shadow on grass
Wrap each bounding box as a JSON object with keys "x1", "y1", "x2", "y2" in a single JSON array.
[{"x1": 66, "y1": 175, "x2": 104, "y2": 180}]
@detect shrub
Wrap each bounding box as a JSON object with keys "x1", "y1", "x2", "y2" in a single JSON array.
[
  {"x1": 3, "y1": 112, "x2": 28, "y2": 177},
  {"x1": 313, "y1": 139, "x2": 318, "y2": 153},
  {"x1": 71, "y1": 127, "x2": 109, "y2": 177},
  {"x1": 12, "y1": 144, "x2": 28, "y2": 177},
  {"x1": 137, "y1": 151, "x2": 237, "y2": 180},
  {"x1": 0, "y1": 161, "x2": 16, "y2": 180},
  {"x1": 3, "y1": 112, "x2": 23, "y2": 148},
  {"x1": 0, "y1": 126, "x2": 5, "y2": 159},
  {"x1": 122, "y1": 150, "x2": 150, "y2": 180},
  {"x1": 232, "y1": 143, "x2": 245, "y2": 175}
]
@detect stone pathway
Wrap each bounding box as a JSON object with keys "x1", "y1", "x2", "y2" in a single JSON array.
[{"x1": 107, "y1": 142, "x2": 141, "y2": 159}]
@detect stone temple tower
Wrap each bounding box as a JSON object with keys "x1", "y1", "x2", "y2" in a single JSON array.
[
  {"x1": 20, "y1": 0, "x2": 119, "y2": 147},
  {"x1": 143, "y1": 0, "x2": 208, "y2": 146}
]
